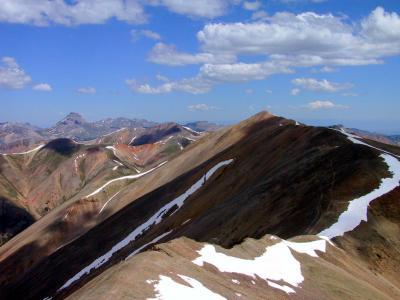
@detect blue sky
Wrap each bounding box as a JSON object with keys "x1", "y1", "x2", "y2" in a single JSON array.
[{"x1": 0, "y1": 1, "x2": 399, "y2": 133}]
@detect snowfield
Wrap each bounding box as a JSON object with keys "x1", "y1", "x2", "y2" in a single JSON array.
[{"x1": 192, "y1": 238, "x2": 327, "y2": 294}]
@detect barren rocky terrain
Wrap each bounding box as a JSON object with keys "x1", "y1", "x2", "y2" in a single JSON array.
[{"x1": 0, "y1": 112, "x2": 399, "y2": 300}]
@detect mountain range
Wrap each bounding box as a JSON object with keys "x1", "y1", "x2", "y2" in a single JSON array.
[
  {"x1": 0, "y1": 111, "x2": 400, "y2": 299},
  {"x1": 0, "y1": 113, "x2": 223, "y2": 154}
]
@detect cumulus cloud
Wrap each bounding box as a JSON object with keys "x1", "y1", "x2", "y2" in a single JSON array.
[
  {"x1": 0, "y1": 0, "x2": 146, "y2": 26},
  {"x1": 199, "y1": 61, "x2": 292, "y2": 82},
  {"x1": 243, "y1": 1, "x2": 261, "y2": 11},
  {"x1": 131, "y1": 29, "x2": 161, "y2": 42},
  {"x1": 305, "y1": 100, "x2": 348, "y2": 110},
  {"x1": 148, "y1": 43, "x2": 235, "y2": 66},
  {"x1": 127, "y1": 60, "x2": 292, "y2": 94},
  {"x1": 77, "y1": 87, "x2": 96, "y2": 94},
  {"x1": 0, "y1": 56, "x2": 31, "y2": 89},
  {"x1": 33, "y1": 83, "x2": 52, "y2": 91},
  {"x1": 197, "y1": 7, "x2": 400, "y2": 67},
  {"x1": 187, "y1": 104, "x2": 219, "y2": 111},
  {"x1": 138, "y1": 7, "x2": 400, "y2": 94},
  {"x1": 126, "y1": 76, "x2": 212, "y2": 94},
  {"x1": 291, "y1": 88, "x2": 300, "y2": 96},
  {"x1": 292, "y1": 78, "x2": 353, "y2": 92}
]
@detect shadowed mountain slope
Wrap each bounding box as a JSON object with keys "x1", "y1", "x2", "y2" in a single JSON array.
[
  {"x1": 1, "y1": 112, "x2": 399, "y2": 299},
  {"x1": 0, "y1": 122, "x2": 199, "y2": 245}
]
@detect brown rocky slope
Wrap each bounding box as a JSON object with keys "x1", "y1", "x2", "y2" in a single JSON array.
[{"x1": 0, "y1": 112, "x2": 399, "y2": 299}]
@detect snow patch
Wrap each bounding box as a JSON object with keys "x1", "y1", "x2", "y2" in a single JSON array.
[
  {"x1": 193, "y1": 238, "x2": 327, "y2": 294},
  {"x1": 148, "y1": 274, "x2": 226, "y2": 300},
  {"x1": 102, "y1": 128, "x2": 126, "y2": 138},
  {"x1": 319, "y1": 154, "x2": 400, "y2": 238},
  {"x1": 2, "y1": 144, "x2": 45, "y2": 155},
  {"x1": 99, "y1": 191, "x2": 122, "y2": 214},
  {"x1": 267, "y1": 280, "x2": 295, "y2": 294},
  {"x1": 106, "y1": 145, "x2": 118, "y2": 157},
  {"x1": 85, "y1": 161, "x2": 167, "y2": 198},
  {"x1": 318, "y1": 129, "x2": 400, "y2": 238},
  {"x1": 113, "y1": 160, "x2": 123, "y2": 166},
  {"x1": 181, "y1": 219, "x2": 191, "y2": 226},
  {"x1": 183, "y1": 126, "x2": 201, "y2": 135},
  {"x1": 74, "y1": 153, "x2": 86, "y2": 173},
  {"x1": 129, "y1": 135, "x2": 137, "y2": 145}
]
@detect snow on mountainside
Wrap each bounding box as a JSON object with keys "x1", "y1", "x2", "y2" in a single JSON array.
[
  {"x1": 1, "y1": 112, "x2": 400, "y2": 300},
  {"x1": 0, "y1": 121, "x2": 200, "y2": 245}
]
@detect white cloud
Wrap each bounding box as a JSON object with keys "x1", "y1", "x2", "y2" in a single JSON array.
[
  {"x1": 146, "y1": 0, "x2": 234, "y2": 18},
  {"x1": 291, "y1": 88, "x2": 300, "y2": 96},
  {"x1": 243, "y1": 1, "x2": 261, "y2": 11},
  {"x1": 266, "y1": 89, "x2": 272, "y2": 94},
  {"x1": 77, "y1": 87, "x2": 96, "y2": 94},
  {"x1": 0, "y1": 56, "x2": 31, "y2": 89},
  {"x1": 197, "y1": 7, "x2": 400, "y2": 67},
  {"x1": 148, "y1": 43, "x2": 236, "y2": 66},
  {"x1": 361, "y1": 6, "x2": 400, "y2": 42},
  {"x1": 187, "y1": 104, "x2": 219, "y2": 111},
  {"x1": 126, "y1": 77, "x2": 211, "y2": 94},
  {"x1": 199, "y1": 61, "x2": 292, "y2": 82},
  {"x1": 133, "y1": 7, "x2": 400, "y2": 95},
  {"x1": 245, "y1": 88, "x2": 253, "y2": 94},
  {"x1": 33, "y1": 83, "x2": 52, "y2": 91},
  {"x1": 311, "y1": 66, "x2": 337, "y2": 73},
  {"x1": 305, "y1": 100, "x2": 348, "y2": 110},
  {"x1": 292, "y1": 78, "x2": 353, "y2": 92},
  {"x1": 131, "y1": 29, "x2": 161, "y2": 42},
  {"x1": 128, "y1": 60, "x2": 292, "y2": 94},
  {"x1": 156, "y1": 74, "x2": 169, "y2": 82},
  {"x1": 0, "y1": 0, "x2": 146, "y2": 26}
]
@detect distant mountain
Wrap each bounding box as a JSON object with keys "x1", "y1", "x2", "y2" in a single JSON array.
[
  {"x1": 388, "y1": 134, "x2": 400, "y2": 144},
  {"x1": 44, "y1": 112, "x2": 158, "y2": 142},
  {"x1": 183, "y1": 121, "x2": 224, "y2": 132},
  {"x1": 0, "y1": 122, "x2": 44, "y2": 153},
  {"x1": 330, "y1": 124, "x2": 400, "y2": 146},
  {"x1": 0, "y1": 113, "x2": 159, "y2": 153}
]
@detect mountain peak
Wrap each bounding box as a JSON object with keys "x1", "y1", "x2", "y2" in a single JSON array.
[{"x1": 60, "y1": 112, "x2": 86, "y2": 125}]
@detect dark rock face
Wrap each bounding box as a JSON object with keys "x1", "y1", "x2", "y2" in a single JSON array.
[
  {"x1": 0, "y1": 198, "x2": 34, "y2": 246},
  {"x1": 42, "y1": 138, "x2": 79, "y2": 156}
]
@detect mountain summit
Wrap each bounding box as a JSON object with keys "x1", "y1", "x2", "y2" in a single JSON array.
[{"x1": 58, "y1": 112, "x2": 87, "y2": 126}]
